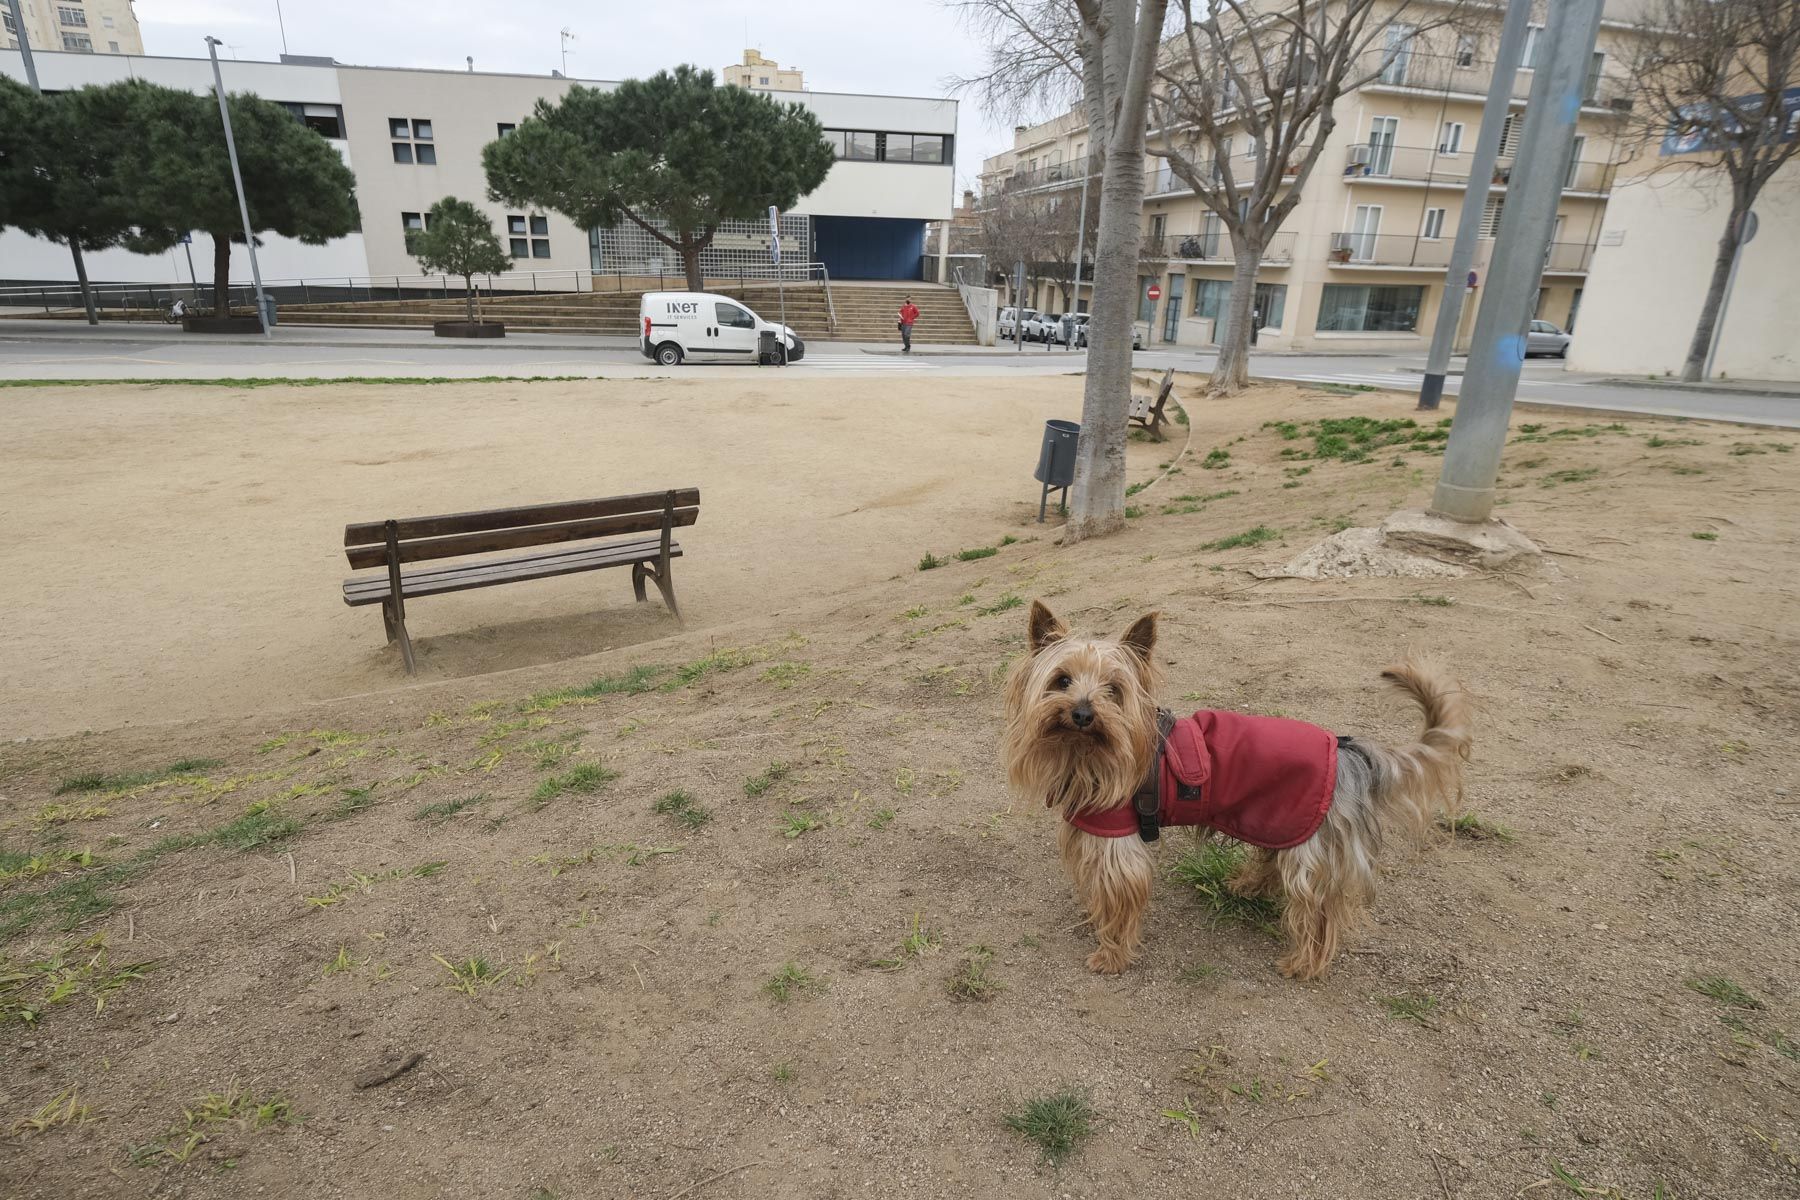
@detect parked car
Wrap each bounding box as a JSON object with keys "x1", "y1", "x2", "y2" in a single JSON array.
[
  {"x1": 997, "y1": 306, "x2": 1039, "y2": 341},
  {"x1": 1052, "y1": 313, "x2": 1085, "y2": 345},
  {"x1": 1072, "y1": 316, "x2": 1143, "y2": 350},
  {"x1": 639, "y1": 291, "x2": 803, "y2": 365},
  {"x1": 1526, "y1": 319, "x2": 1571, "y2": 358},
  {"x1": 1026, "y1": 312, "x2": 1063, "y2": 342}
]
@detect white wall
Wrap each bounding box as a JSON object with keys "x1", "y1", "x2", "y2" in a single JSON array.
[
  {"x1": 794, "y1": 92, "x2": 957, "y2": 221},
  {"x1": 1571, "y1": 166, "x2": 1800, "y2": 382}
]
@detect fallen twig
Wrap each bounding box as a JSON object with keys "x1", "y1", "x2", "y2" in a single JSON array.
[
  {"x1": 1581, "y1": 624, "x2": 1625, "y2": 645},
  {"x1": 354, "y1": 1051, "x2": 425, "y2": 1090},
  {"x1": 667, "y1": 1161, "x2": 767, "y2": 1200},
  {"x1": 285, "y1": 852, "x2": 296, "y2": 885},
  {"x1": 1268, "y1": 1107, "x2": 1340, "y2": 1129},
  {"x1": 1427, "y1": 1146, "x2": 1453, "y2": 1200},
  {"x1": 632, "y1": 962, "x2": 648, "y2": 991}
]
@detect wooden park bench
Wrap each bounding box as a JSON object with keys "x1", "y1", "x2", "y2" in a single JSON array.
[
  {"x1": 341, "y1": 488, "x2": 699, "y2": 673},
  {"x1": 1129, "y1": 368, "x2": 1176, "y2": 442}
]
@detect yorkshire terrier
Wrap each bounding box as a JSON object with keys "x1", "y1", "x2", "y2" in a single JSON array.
[{"x1": 1001, "y1": 601, "x2": 1471, "y2": 980}]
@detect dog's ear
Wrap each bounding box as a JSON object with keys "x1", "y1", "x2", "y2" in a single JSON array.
[
  {"x1": 1120, "y1": 611, "x2": 1159, "y2": 662},
  {"x1": 1028, "y1": 600, "x2": 1068, "y2": 653}
]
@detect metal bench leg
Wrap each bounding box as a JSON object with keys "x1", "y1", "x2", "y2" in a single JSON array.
[
  {"x1": 381, "y1": 598, "x2": 398, "y2": 643},
  {"x1": 384, "y1": 518, "x2": 417, "y2": 675},
  {"x1": 651, "y1": 564, "x2": 682, "y2": 624},
  {"x1": 393, "y1": 609, "x2": 417, "y2": 675},
  {"x1": 631, "y1": 561, "x2": 649, "y2": 602}
]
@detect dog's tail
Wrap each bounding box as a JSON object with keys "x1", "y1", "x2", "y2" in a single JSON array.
[{"x1": 1361, "y1": 659, "x2": 1472, "y2": 838}]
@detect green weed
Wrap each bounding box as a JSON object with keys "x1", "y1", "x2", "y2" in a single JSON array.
[
  {"x1": 1200, "y1": 525, "x2": 1279, "y2": 552},
  {"x1": 1201, "y1": 448, "x2": 1231, "y2": 469},
  {"x1": 1690, "y1": 531, "x2": 1718, "y2": 541},
  {"x1": 1003, "y1": 1088, "x2": 1095, "y2": 1165},
  {"x1": 978, "y1": 594, "x2": 1024, "y2": 616},
  {"x1": 779, "y1": 813, "x2": 823, "y2": 839},
  {"x1": 763, "y1": 962, "x2": 824, "y2": 1004},
  {"x1": 1439, "y1": 812, "x2": 1515, "y2": 842},
  {"x1": 1171, "y1": 842, "x2": 1281, "y2": 933},
  {"x1": 0, "y1": 935, "x2": 155, "y2": 1025},
  {"x1": 761, "y1": 662, "x2": 812, "y2": 689},
  {"x1": 956, "y1": 546, "x2": 999, "y2": 562},
  {"x1": 867, "y1": 807, "x2": 897, "y2": 830},
  {"x1": 1381, "y1": 993, "x2": 1440, "y2": 1026},
  {"x1": 128, "y1": 1082, "x2": 296, "y2": 1166},
  {"x1": 918, "y1": 552, "x2": 943, "y2": 571},
  {"x1": 652, "y1": 790, "x2": 711, "y2": 830},
  {"x1": 54, "y1": 758, "x2": 222, "y2": 795},
  {"x1": 1542, "y1": 468, "x2": 1600, "y2": 486},
  {"x1": 668, "y1": 647, "x2": 756, "y2": 689},
  {"x1": 414, "y1": 795, "x2": 479, "y2": 824},
  {"x1": 947, "y1": 945, "x2": 1004, "y2": 1001},
  {"x1": 744, "y1": 761, "x2": 792, "y2": 797},
  {"x1": 11, "y1": 1086, "x2": 93, "y2": 1134},
  {"x1": 532, "y1": 764, "x2": 619, "y2": 805},
  {"x1": 872, "y1": 913, "x2": 940, "y2": 969},
  {"x1": 432, "y1": 954, "x2": 511, "y2": 997},
  {"x1": 1687, "y1": 975, "x2": 1762, "y2": 1010},
  {"x1": 521, "y1": 665, "x2": 666, "y2": 712}
]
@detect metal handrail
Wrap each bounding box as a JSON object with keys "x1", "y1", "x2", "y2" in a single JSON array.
[{"x1": 817, "y1": 264, "x2": 837, "y2": 334}]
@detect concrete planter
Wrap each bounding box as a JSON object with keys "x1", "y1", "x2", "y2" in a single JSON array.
[
  {"x1": 182, "y1": 316, "x2": 262, "y2": 334},
  {"x1": 433, "y1": 321, "x2": 506, "y2": 339}
]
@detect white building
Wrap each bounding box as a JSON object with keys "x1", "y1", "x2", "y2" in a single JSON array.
[{"x1": 0, "y1": 49, "x2": 958, "y2": 290}]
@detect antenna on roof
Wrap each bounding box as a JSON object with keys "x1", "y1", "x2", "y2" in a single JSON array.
[
  {"x1": 560, "y1": 27, "x2": 577, "y2": 76},
  {"x1": 466, "y1": 56, "x2": 474, "y2": 72}
]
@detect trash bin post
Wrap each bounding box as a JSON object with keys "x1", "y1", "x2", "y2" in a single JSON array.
[{"x1": 1033, "y1": 419, "x2": 1080, "y2": 523}]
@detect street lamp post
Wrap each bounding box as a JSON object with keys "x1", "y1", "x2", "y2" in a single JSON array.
[{"x1": 205, "y1": 36, "x2": 272, "y2": 337}]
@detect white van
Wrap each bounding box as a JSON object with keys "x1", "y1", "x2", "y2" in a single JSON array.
[{"x1": 639, "y1": 292, "x2": 804, "y2": 366}]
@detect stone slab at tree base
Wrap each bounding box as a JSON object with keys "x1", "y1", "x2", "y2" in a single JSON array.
[
  {"x1": 1383, "y1": 509, "x2": 1541, "y2": 569},
  {"x1": 182, "y1": 316, "x2": 262, "y2": 335},
  {"x1": 1261, "y1": 509, "x2": 1540, "y2": 581},
  {"x1": 433, "y1": 321, "x2": 505, "y2": 339}
]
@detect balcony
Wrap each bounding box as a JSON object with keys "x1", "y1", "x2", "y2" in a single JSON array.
[
  {"x1": 985, "y1": 155, "x2": 1101, "y2": 200},
  {"x1": 1341, "y1": 144, "x2": 1618, "y2": 195},
  {"x1": 1145, "y1": 156, "x2": 1305, "y2": 198},
  {"x1": 1358, "y1": 49, "x2": 1637, "y2": 115},
  {"x1": 1140, "y1": 230, "x2": 1297, "y2": 265},
  {"x1": 1325, "y1": 232, "x2": 1596, "y2": 274}
]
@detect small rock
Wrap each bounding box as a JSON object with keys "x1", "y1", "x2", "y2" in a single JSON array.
[{"x1": 160, "y1": 1011, "x2": 180, "y2": 1024}]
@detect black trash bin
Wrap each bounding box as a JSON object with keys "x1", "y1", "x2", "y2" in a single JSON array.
[
  {"x1": 758, "y1": 329, "x2": 786, "y2": 366},
  {"x1": 1033, "y1": 419, "x2": 1080, "y2": 522}
]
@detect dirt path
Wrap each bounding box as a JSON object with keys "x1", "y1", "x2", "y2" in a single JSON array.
[{"x1": 1, "y1": 386, "x2": 1795, "y2": 1200}]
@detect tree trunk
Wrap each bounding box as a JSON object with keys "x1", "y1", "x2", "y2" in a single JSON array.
[
  {"x1": 212, "y1": 234, "x2": 233, "y2": 316},
  {"x1": 1208, "y1": 242, "x2": 1262, "y2": 397},
  {"x1": 465, "y1": 275, "x2": 478, "y2": 323},
  {"x1": 1679, "y1": 206, "x2": 1744, "y2": 383},
  {"x1": 1066, "y1": 0, "x2": 1165, "y2": 543},
  {"x1": 68, "y1": 237, "x2": 99, "y2": 327},
  {"x1": 682, "y1": 237, "x2": 704, "y2": 292}
]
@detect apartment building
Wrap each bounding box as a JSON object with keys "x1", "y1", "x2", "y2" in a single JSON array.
[
  {"x1": 978, "y1": 2, "x2": 1644, "y2": 352},
  {"x1": 2, "y1": 0, "x2": 141, "y2": 56},
  {"x1": 723, "y1": 49, "x2": 804, "y2": 92},
  {"x1": 0, "y1": 48, "x2": 957, "y2": 288}
]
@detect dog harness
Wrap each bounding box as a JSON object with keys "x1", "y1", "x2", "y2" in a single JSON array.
[{"x1": 1065, "y1": 709, "x2": 1343, "y2": 849}]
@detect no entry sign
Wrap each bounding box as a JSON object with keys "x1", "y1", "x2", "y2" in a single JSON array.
[{"x1": 1147, "y1": 284, "x2": 1162, "y2": 300}]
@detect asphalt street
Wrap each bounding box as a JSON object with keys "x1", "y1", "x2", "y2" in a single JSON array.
[{"x1": 1, "y1": 320, "x2": 1793, "y2": 427}]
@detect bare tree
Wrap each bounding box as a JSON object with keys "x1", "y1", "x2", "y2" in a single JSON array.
[
  {"x1": 1153, "y1": 0, "x2": 1471, "y2": 396},
  {"x1": 1040, "y1": 181, "x2": 1102, "y2": 311},
  {"x1": 1625, "y1": 0, "x2": 1800, "y2": 382},
  {"x1": 952, "y1": 0, "x2": 1170, "y2": 541},
  {"x1": 975, "y1": 187, "x2": 1049, "y2": 307}
]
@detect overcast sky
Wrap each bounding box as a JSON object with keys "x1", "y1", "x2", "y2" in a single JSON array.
[{"x1": 136, "y1": 0, "x2": 1033, "y2": 193}]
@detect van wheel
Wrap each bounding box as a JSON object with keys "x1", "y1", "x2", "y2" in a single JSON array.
[{"x1": 655, "y1": 343, "x2": 683, "y2": 366}]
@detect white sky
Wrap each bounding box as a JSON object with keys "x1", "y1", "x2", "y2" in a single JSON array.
[{"x1": 135, "y1": 0, "x2": 1031, "y2": 193}]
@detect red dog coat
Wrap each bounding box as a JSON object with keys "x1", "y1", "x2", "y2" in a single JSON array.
[{"x1": 1066, "y1": 710, "x2": 1339, "y2": 849}]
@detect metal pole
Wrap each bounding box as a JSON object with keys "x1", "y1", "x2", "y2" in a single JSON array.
[
  {"x1": 1014, "y1": 260, "x2": 1025, "y2": 352},
  {"x1": 205, "y1": 37, "x2": 271, "y2": 337},
  {"x1": 1429, "y1": 0, "x2": 1605, "y2": 523},
  {"x1": 5, "y1": 0, "x2": 39, "y2": 89},
  {"x1": 1068, "y1": 157, "x2": 1092, "y2": 351},
  {"x1": 183, "y1": 240, "x2": 199, "y2": 295},
  {"x1": 1417, "y1": 0, "x2": 1531, "y2": 410},
  {"x1": 1702, "y1": 213, "x2": 1754, "y2": 380},
  {"x1": 274, "y1": 0, "x2": 289, "y2": 55}
]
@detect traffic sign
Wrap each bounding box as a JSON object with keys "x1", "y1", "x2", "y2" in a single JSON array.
[{"x1": 1147, "y1": 284, "x2": 1162, "y2": 301}]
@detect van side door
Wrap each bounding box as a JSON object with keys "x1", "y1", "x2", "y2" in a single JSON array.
[{"x1": 711, "y1": 301, "x2": 760, "y2": 358}]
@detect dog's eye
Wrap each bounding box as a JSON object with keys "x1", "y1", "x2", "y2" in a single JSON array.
[
  {"x1": 1051, "y1": 674, "x2": 1072, "y2": 691},
  {"x1": 1106, "y1": 683, "x2": 1123, "y2": 700}
]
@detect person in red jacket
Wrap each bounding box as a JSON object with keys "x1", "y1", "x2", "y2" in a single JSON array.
[{"x1": 897, "y1": 297, "x2": 920, "y2": 353}]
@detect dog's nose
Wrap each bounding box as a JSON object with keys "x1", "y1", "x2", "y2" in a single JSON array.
[{"x1": 1070, "y1": 701, "x2": 1095, "y2": 728}]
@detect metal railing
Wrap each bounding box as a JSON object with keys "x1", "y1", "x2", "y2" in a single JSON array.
[
  {"x1": 1358, "y1": 49, "x2": 1636, "y2": 114},
  {"x1": 1341, "y1": 144, "x2": 1619, "y2": 194},
  {"x1": 1139, "y1": 230, "x2": 1297, "y2": 264},
  {"x1": 1324, "y1": 233, "x2": 1595, "y2": 273},
  {"x1": 985, "y1": 155, "x2": 1101, "y2": 198}
]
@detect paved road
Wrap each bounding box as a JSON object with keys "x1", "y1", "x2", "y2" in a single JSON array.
[{"x1": 2, "y1": 319, "x2": 1794, "y2": 427}]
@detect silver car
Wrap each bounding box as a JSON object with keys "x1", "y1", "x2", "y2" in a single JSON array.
[
  {"x1": 1072, "y1": 315, "x2": 1143, "y2": 350},
  {"x1": 1526, "y1": 319, "x2": 1571, "y2": 358}
]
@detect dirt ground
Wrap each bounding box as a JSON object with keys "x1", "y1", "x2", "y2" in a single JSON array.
[
  {"x1": 1, "y1": 380, "x2": 1796, "y2": 1200},
  {"x1": 0, "y1": 373, "x2": 1161, "y2": 741}
]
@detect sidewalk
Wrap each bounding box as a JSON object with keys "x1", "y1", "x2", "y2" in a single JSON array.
[{"x1": 1599, "y1": 375, "x2": 1800, "y2": 401}]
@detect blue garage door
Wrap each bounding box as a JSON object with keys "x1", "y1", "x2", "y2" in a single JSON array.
[{"x1": 812, "y1": 216, "x2": 926, "y2": 281}]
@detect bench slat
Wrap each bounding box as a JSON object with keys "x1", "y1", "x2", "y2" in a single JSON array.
[
  {"x1": 344, "y1": 507, "x2": 697, "y2": 570},
  {"x1": 343, "y1": 540, "x2": 683, "y2": 606},
  {"x1": 343, "y1": 487, "x2": 701, "y2": 547},
  {"x1": 344, "y1": 536, "x2": 666, "y2": 595}
]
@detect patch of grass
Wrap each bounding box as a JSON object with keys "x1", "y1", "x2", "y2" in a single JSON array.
[
  {"x1": 956, "y1": 546, "x2": 999, "y2": 562},
  {"x1": 54, "y1": 758, "x2": 222, "y2": 795},
  {"x1": 779, "y1": 813, "x2": 823, "y2": 839},
  {"x1": 763, "y1": 962, "x2": 824, "y2": 1004},
  {"x1": 0, "y1": 860, "x2": 140, "y2": 942},
  {"x1": 1438, "y1": 812, "x2": 1515, "y2": 842},
  {"x1": 531, "y1": 764, "x2": 618, "y2": 806},
  {"x1": 867, "y1": 807, "x2": 897, "y2": 830},
  {"x1": 918, "y1": 551, "x2": 943, "y2": 571},
  {"x1": 1171, "y1": 842, "x2": 1281, "y2": 933},
  {"x1": 1687, "y1": 975, "x2": 1762, "y2": 1010},
  {"x1": 946, "y1": 945, "x2": 1004, "y2": 1001},
  {"x1": 902, "y1": 605, "x2": 928, "y2": 620},
  {"x1": 331, "y1": 786, "x2": 375, "y2": 820},
  {"x1": 302, "y1": 861, "x2": 445, "y2": 910},
  {"x1": 1381, "y1": 992, "x2": 1440, "y2": 1026},
  {"x1": 977, "y1": 593, "x2": 1024, "y2": 616},
  {"x1": 128, "y1": 1082, "x2": 297, "y2": 1166},
  {"x1": 772, "y1": 1062, "x2": 795, "y2": 1083},
  {"x1": 521, "y1": 664, "x2": 666, "y2": 712},
  {"x1": 668, "y1": 646, "x2": 757, "y2": 690},
  {"x1": 1690, "y1": 531, "x2": 1718, "y2": 541},
  {"x1": 1124, "y1": 505, "x2": 1145, "y2": 518},
  {"x1": 432, "y1": 954, "x2": 511, "y2": 997},
  {"x1": 652, "y1": 790, "x2": 711, "y2": 830},
  {"x1": 33, "y1": 802, "x2": 110, "y2": 826},
  {"x1": 1271, "y1": 415, "x2": 1448, "y2": 463},
  {"x1": 744, "y1": 761, "x2": 792, "y2": 797},
  {"x1": 1542, "y1": 467, "x2": 1600, "y2": 486},
  {"x1": 1413, "y1": 593, "x2": 1455, "y2": 607},
  {"x1": 1199, "y1": 525, "x2": 1280, "y2": 552},
  {"x1": 1647, "y1": 435, "x2": 1702, "y2": 448},
  {"x1": 1000, "y1": 534, "x2": 1019, "y2": 546},
  {"x1": 525, "y1": 738, "x2": 579, "y2": 771},
  {"x1": 0, "y1": 847, "x2": 101, "y2": 887},
  {"x1": 1728, "y1": 443, "x2": 1766, "y2": 456},
  {"x1": 1201, "y1": 447, "x2": 1231, "y2": 469},
  {"x1": 1003, "y1": 1088, "x2": 1095, "y2": 1165},
  {"x1": 873, "y1": 913, "x2": 940, "y2": 969},
  {"x1": 761, "y1": 661, "x2": 812, "y2": 689},
  {"x1": 414, "y1": 795, "x2": 479, "y2": 825},
  {"x1": 12, "y1": 1086, "x2": 93, "y2": 1135},
  {"x1": 7, "y1": 375, "x2": 589, "y2": 390},
  {"x1": 0, "y1": 935, "x2": 155, "y2": 1026}
]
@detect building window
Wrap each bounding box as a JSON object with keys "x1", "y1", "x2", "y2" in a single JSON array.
[
  {"x1": 1254, "y1": 282, "x2": 1287, "y2": 330},
  {"x1": 758, "y1": 75, "x2": 770, "y2": 85},
  {"x1": 1439, "y1": 121, "x2": 1464, "y2": 154},
  {"x1": 3, "y1": 11, "x2": 14, "y2": 34},
  {"x1": 1149, "y1": 213, "x2": 1166, "y2": 243},
  {"x1": 821, "y1": 129, "x2": 950, "y2": 164},
  {"x1": 279, "y1": 102, "x2": 346, "y2": 139},
  {"x1": 402, "y1": 212, "x2": 428, "y2": 233},
  {"x1": 61, "y1": 33, "x2": 93, "y2": 51},
  {"x1": 108, "y1": 40, "x2": 118, "y2": 52},
  {"x1": 1191, "y1": 278, "x2": 1230, "y2": 319},
  {"x1": 508, "y1": 214, "x2": 550, "y2": 259},
  {"x1": 59, "y1": 6, "x2": 88, "y2": 27},
  {"x1": 391, "y1": 118, "x2": 436, "y2": 165},
  {"x1": 1565, "y1": 135, "x2": 1587, "y2": 188},
  {"x1": 103, "y1": 14, "x2": 115, "y2": 28},
  {"x1": 1455, "y1": 34, "x2": 1475, "y2": 69},
  {"x1": 1317, "y1": 284, "x2": 1423, "y2": 332},
  {"x1": 497, "y1": 123, "x2": 516, "y2": 137},
  {"x1": 1138, "y1": 276, "x2": 1157, "y2": 323},
  {"x1": 1422, "y1": 208, "x2": 1446, "y2": 240},
  {"x1": 1481, "y1": 195, "x2": 1505, "y2": 237},
  {"x1": 1521, "y1": 24, "x2": 1542, "y2": 69}
]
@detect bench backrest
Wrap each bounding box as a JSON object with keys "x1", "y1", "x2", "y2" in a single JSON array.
[{"x1": 344, "y1": 488, "x2": 700, "y2": 570}]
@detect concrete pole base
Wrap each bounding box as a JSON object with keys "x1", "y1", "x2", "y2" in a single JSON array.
[
  {"x1": 1428, "y1": 479, "x2": 1499, "y2": 525},
  {"x1": 1383, "y1": 508, "x2": 1540, "y2": 568}
]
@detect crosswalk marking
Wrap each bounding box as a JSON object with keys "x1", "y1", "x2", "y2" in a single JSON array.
[
  {"x1": 1277, "y1": 371, "x2": 1425, "y2": 389},
  {"x1": 794, "y1": 355, "x2": 936, "y2": 371}
]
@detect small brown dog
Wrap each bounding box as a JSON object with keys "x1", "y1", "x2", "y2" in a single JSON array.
[{"x1": 1001, "y1": 601, "x2": 1470, "y2": 980}]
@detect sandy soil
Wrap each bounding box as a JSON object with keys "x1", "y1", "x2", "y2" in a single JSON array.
[
  {"x1": 0, "y1": 374, "x2": 1168, "y2": 742},
  {"x1": 1, "y1": 384, "x2": 1796, "y2": 1200}
]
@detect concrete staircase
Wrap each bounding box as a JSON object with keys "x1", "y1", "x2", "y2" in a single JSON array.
[{"x1": 277, "y1": 280, "x2": 979, "y2": 345}]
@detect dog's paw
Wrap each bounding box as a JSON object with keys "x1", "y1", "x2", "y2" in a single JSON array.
[{"x1": 1086, "y1": 947, "x2": 1131, "y2": 975}]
